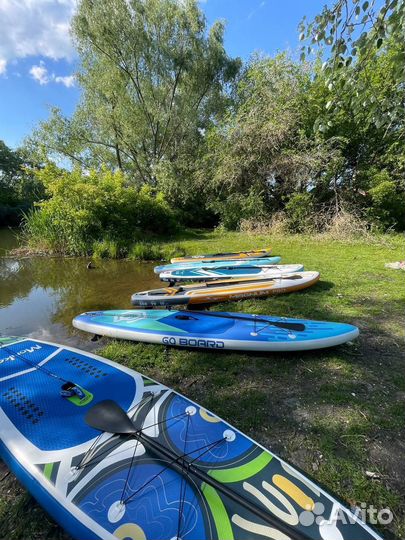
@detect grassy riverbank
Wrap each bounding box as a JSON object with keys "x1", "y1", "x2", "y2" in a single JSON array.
[{"x1": 1, "y1": 232, "x2": 404, "y2": 538}]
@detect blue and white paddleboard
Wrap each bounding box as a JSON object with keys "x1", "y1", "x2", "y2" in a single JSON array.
[
  {"x1": 154, "y1": 256, "x2": 282, "y2": 274},
  {"x1": 160, "y1": 264, "x2": 304, "y2": 282},
  {"x1": 73, "y1": 310, "x2": 359, "y2": 351},
  {"x1": 0, "y1": 337, "x2": 381, "y2": 540}
]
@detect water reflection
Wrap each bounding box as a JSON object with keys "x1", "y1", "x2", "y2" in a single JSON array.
[{"x1": 0, "y1": 228, "x2": 161, "y2": 348}]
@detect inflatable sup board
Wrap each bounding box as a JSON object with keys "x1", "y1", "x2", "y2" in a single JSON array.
[
  {"x1": 73, "y1": 310, "x2": 359, "y2": 351},
  {"x1": 154, "y1": 256, "x2": 282, "y2": 274},
  {"x1": 131, "y1": 272, "x2": 320, "y2": 307},
  {"x1": 0, "y1": 337, "x2": 381, "y2": 540},
  {"x1": 171, "y1": 247, "x2": 272, "y2": 263},
  {"x1": 159, "y1": 264, "x2": 304, "y2": 283}
]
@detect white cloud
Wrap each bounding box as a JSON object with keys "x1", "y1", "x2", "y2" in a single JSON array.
[
  {"x1": 54, "y1": 74, "x2": 75, "y2": 87},
  {"x1": 29, "y1": 61, "x2": 49, "y2": 85},
  {"x1": 0, "y1": 58, "x2": 6, "y2": 75},
  {"x1": 29, "y1": 60, "x2": 75, "y2": 87},
  {"x1": 0, "y1": 0, "x2": 76, "y2": 66}
]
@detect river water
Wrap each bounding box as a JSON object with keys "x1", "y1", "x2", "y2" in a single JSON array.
[{"x1": 0, "y1": 228, "x2": 161, "y2": 349}]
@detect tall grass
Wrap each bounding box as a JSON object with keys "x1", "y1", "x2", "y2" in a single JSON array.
[
  {"x1": 128, "y1": 242, "x2": 187, "y2": 261},
  {"x1": 129, "y1": 243, "x2": 164, "y2": 261},
  {"x1": 240, "y1": 209, "x2": 394, "y2": 246},
  {"x1": 92, "y1": 239, "x2": 125, "y2": 259},
  {"x1": 21, "y1": 208, "x2": 88, "y2": 255}
]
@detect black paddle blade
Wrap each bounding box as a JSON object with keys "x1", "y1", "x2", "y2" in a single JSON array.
[
  {"x1": 85, "y1": 400, "x2": 136, "y2": 435},
  {"x1": 271, "y1": 321, "x2": 305, "y2": 332}
]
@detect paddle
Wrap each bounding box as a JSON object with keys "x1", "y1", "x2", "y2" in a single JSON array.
[
  {"x1": 161, "y1": 266, "x2": 283, "y2": 283},
  {"x1": 202, "y1": 274, "x2": 303, "y2": 286},
  {"x1": 85, "y1": 400, "x2": 312, "y2": 540},
  {"x1": 162, "y1": 273, "x2": 304, "y2": 290},
  {"x1": 175, "y1": 311, "x2": 306, "y2": 332},
  {"x1": 85, "y1": 399, "x2": 137, "y2": 435},
  {"x1": 179, "y1": 265, "x2": 281, "y2": 272}
]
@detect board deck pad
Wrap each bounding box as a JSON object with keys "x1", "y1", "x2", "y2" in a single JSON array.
[
  {"x1": 159, "y1": 263, "x2": 304, "y2": 282},
  {"x1": 0, "y1": 338, "x2": 380, "y2": 540},
  {"x1": 154, "y1": 256, "x2": 282, "y2": 274}
]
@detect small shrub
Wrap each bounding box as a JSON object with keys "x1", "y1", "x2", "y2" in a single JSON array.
[
  {"x1": 240, "y1": 212, "x2": 289, "y2": 236},
  {"x1": 212, "y1": 188, "x2": 267, "y2": 230},
  {"x1": 322, "y1": 209, "x2": 380, "y2": 244},
  {"x1": 93, "y1": 239, "x2": 124, "y2": 259},
  {"x1": 284, "y1": 192, "x2": 315, "y2": 233},
  {"x1": 368, "y1": 180, "x2": 405, "y2": 230},
  {"x1": 161, "y1": 244, "x2": 187, "y2": 260}
]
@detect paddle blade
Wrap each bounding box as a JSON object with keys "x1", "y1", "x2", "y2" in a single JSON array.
[
  {"x1": 85, "y1": 400, "x2": 136, "y2": 435},
  {"x1": 271, "y1": 321, "x2": 306, "y2": 332}
]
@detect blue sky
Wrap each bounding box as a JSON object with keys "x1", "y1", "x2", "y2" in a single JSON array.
[{"x1": 0, "y1": 0, "x2": 327, "y2": 149}]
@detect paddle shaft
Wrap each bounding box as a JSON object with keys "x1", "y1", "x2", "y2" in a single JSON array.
[
  {"x1": 163, "y1": 271, "x2": 287, "y2": 283},
  {"x1": 163, "y1": 264, "x2": 282, "y2": 274},
  {"x1": 161, "y1": 273, "x2": 301, "y2": 292},
  {"x1": 204, "y1": 275, "x2": 301, "y2": 286},
  {"x1": 178, "y1": 310, "x2": 306, "y2": 332}
]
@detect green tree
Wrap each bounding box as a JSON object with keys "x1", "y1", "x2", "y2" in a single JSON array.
[
  {"x1": 0, "y1": 140, "x2": 44, "y2": 225},
  {"x1": 31, "y1": 0, "x2": 239, "y2": 185},
  {"x1": 299, "y1": 0, "x2": 405, "y2": 132},
  {"x1": 202, "y1": 53, "x2": 328, "y2": 228},
  {"x1": 303, "y1": 36, "x2": 405, "y2": 219}
]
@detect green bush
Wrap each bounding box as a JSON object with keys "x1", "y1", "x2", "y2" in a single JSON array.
[
  {"x1": 22, "y1": 164, "x2": 176, "y2": 256},
  {"x1": 129, "y1": 243, "x2": 163, "y2": 261},
  {"x1": 284, "y1": 192, "x2": 315, "y2": 233},
  {"x1": 368, "y1": 180, "x2": 405, "y2": 230},
  {"x1": 212, "y1": 188, "x2": 267, "y2": 230}
]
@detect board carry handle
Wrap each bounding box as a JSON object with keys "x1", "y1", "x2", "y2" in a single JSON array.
[{"x1": 85, "y1": 400, "x2": 312, "y2": 540}]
